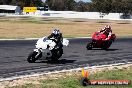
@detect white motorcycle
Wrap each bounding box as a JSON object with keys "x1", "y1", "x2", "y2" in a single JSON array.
[{"x1": 27, "y1": 37, "x2": 69, "y2": 63}]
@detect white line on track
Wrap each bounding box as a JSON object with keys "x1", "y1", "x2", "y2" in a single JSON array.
[
  {"x1": 0, "y1": 62, "x2": 132, "y2": 82},
  {"x1": 0, "y1": 37, "x2": 91, "y2": 41}
]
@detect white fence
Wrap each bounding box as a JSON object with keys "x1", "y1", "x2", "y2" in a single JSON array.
[
  {"x1": 1, "y1": 11, "x2": 132, "y2": 20},
  {"x1": 34, "y1": 11, "x2": 132, "y2": 20}
]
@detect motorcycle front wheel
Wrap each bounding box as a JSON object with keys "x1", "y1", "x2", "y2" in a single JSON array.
[
  {"x1": 102, "y1": 40, "x2": 112, "y2": 50},
  {"x1": 27, "y1": 51, "x2": 37, "y2": 63},
  {"x1": 51, "y1": 49, "x2": 63, "y2": 62},
  {"x1": 86, "y1": 43, "x2": 93, "y2": 50}
]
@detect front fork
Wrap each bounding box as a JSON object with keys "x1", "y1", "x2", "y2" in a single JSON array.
[
  {"x1": 91, "y1": 40, "x2": 97, "y2": 47},
  {"x1": 34, "y1": 49, "x2": 42, "y2": 59}
]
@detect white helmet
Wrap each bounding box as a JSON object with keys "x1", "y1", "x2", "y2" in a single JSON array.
[
  {"x1": 105, "y1": 25, "x2": 111, "y2": 29},
  {"x1": 52, "y1": 29, "x2": 60, "y2": 35}
]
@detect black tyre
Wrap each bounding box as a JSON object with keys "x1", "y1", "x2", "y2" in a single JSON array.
[
  {"x1": 107, "y1": 40, "x2": 112, "y2": 48},
  {"x1": 102, "y1": 41, "x2": 112, "y2": 50},
  {"x1": 86, "y1": 43, "x2": 93, "y2": 50},
  {"x1": 57, "y1": 48, "x2": 63, "y2": 58},
  {"x1": 80, "y1": 77, "x2": 90, "y2": 86},
  {"x1": 51, "y1": 50, "x2": 59, "y2": 62},
  {"x1": 27, "y1": 51, "x2": 37, "y2": 63},
  {"x1": 51, "y1": 49, "x2": 63, "y2": 62}
]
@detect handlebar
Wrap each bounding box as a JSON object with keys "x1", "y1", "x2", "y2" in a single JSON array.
[{"x1": 49, "y1": 38, "x2": 57, "y2": 43}]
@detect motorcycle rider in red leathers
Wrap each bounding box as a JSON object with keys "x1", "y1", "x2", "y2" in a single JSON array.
[
  {"x1": 99, "y1": 25, "x2": 112, "y2": 41},
  {"x1": 86, "y1": 25, "x2": 115, "y2": 50}
]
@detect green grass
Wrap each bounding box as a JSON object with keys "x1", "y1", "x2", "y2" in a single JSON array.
[{"x1": 9, "y1": 67, "x2": 132, "y2": 88}]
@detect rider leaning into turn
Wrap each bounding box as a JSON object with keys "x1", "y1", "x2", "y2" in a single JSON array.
[
  {"x1": 99, "y1": 25, "x2": 112, "y2": 41},
  {"x1": 48, "y1": 29, "x2": 63, "y2": 47}
]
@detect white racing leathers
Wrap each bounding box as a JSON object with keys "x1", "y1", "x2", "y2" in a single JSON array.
[{"x1": 27, "y1": 37, "x2": 69, "y2": 63}]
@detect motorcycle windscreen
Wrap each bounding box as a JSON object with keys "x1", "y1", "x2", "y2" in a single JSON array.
[
  {"x1": 36, "y1": 37, "x2": 56, "y2": 50},
  {"x1": 36, "y1": 38, "x2": 47, "y2": 49}
]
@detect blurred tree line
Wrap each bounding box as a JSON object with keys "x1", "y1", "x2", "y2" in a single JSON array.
[
  {"x1": 45, "y1": 0, "x2": 132, "y2": 15},
  {"x1": 91, "y1": 0, "x2": 132, "y2": 15},
  {"x1": 45, "y1": 0, "x2": 93, "y2": 11},
  {"x1": 0, "y1": 0, "x2": 43, "y2": 8},
  {"x1": 0, "y1": 0, "x2": 132, "y2": 15}
]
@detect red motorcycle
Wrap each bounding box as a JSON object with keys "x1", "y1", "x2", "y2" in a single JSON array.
[{"x1": 86, "y1": 32, "x2": 116, "y2": 50}]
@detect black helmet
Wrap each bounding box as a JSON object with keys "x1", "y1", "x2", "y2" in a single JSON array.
[{"x1": 52, "y1": 28, "x2": 60, "y2": 35}]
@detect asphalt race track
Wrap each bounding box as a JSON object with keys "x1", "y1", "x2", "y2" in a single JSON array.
[{"x1": 0, "y1": 38, "x2": 132, "y2": 79}]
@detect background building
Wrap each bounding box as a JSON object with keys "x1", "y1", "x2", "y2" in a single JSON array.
[{"x1": 0, "y1": 5, "x2": 21, "y2": 14}]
